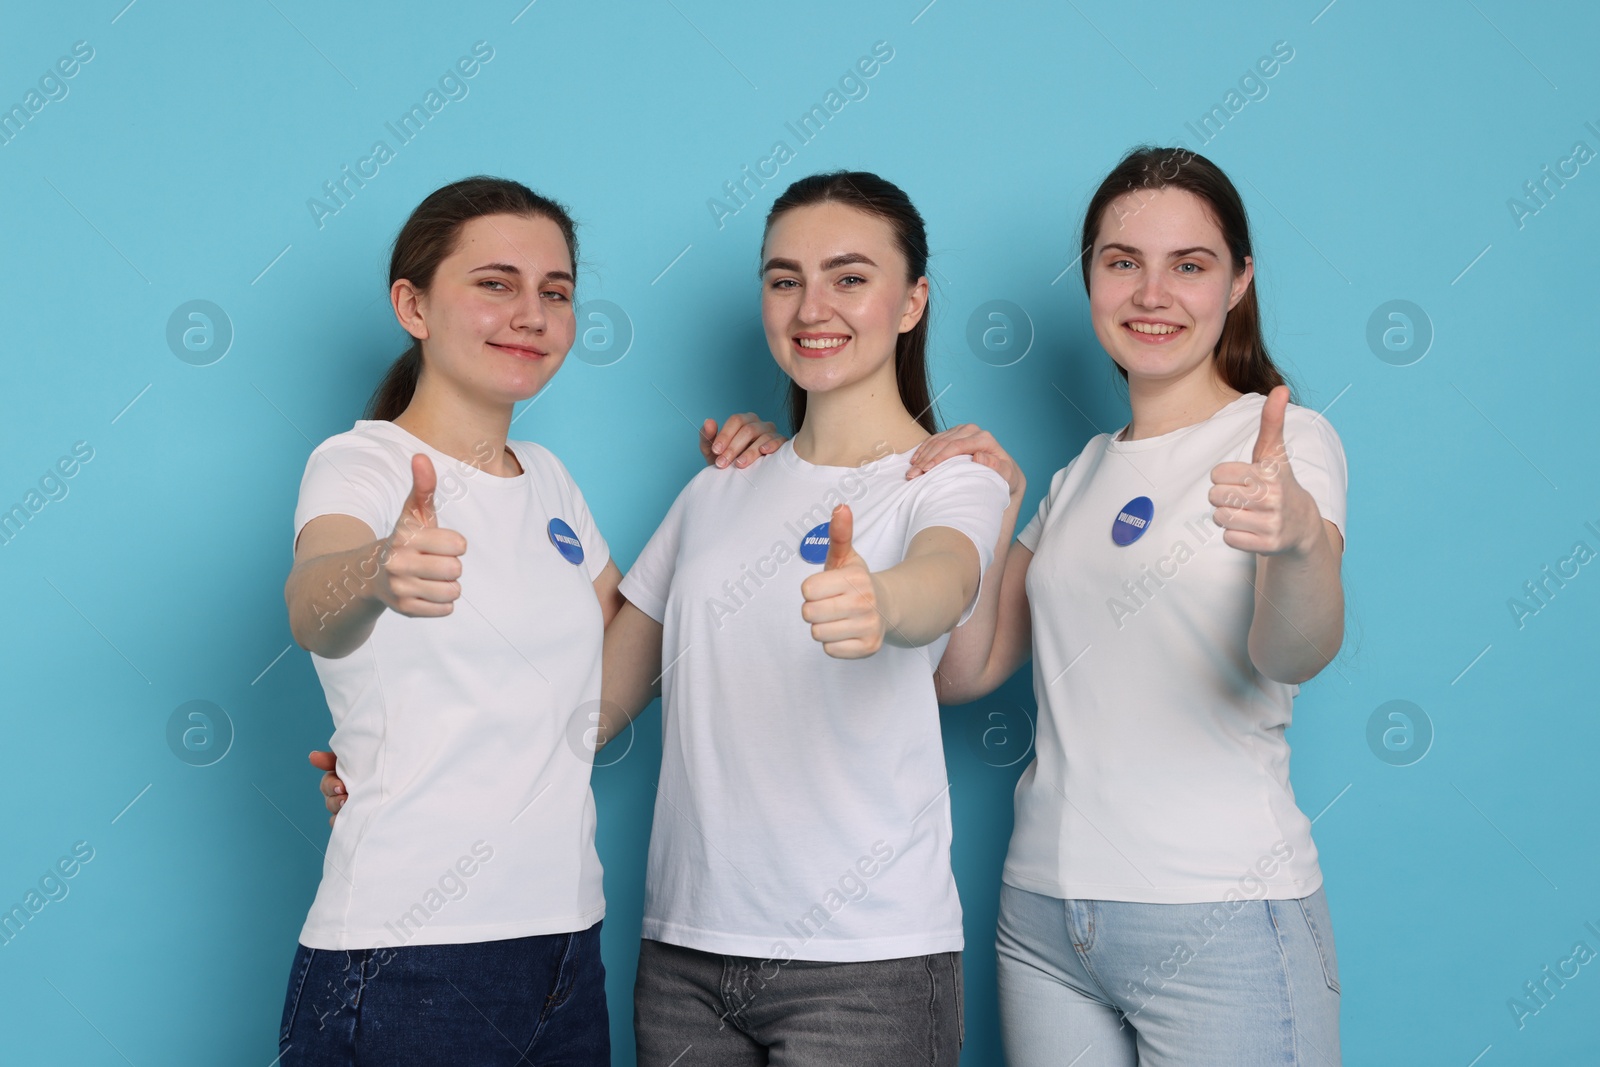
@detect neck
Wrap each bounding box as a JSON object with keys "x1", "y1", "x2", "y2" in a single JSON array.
[
  {"x1": 1123, "y1": 357, "x2": 1241, "y2": 441},
  {"x1": 391, "y1": 374, "x2": 521, "y2": 475},
  {"x1": 791, "y1": 356, "x2": 928, "y2": 466}
]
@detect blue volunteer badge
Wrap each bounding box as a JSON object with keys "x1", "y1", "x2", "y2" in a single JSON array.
[
  {"x1": 799, "y1": 521, "x2": 831, "y2": 564},
  {"x1": 1111, "y1": 496, "x2": 1154, "y2": 546},
  {"x1": 547, "y1": 518, "x2": 585, "y2": 565}
]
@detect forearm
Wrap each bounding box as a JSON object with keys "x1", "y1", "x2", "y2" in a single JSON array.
[
  {"x1": 934, "y1": 492, "x2": 1024, "y2": 701},
  {"x1": 286, "y1": 541, "x2": 389, "y2": 658},
  {"x1": 875, "y1": 549, "x2": 979, "y2": 650},
  {"x1": 1248, "y1": 525, "x2": 1344, "y2": 684},
  {"x1": 598, "y1": 600, "x2": 664, "y2": 747}
]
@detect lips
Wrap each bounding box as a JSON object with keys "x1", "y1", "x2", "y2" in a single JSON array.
[
  {"x1": 489, "y1": 341, "x2": 547, "y2": 359},
  {"x1": 1122, "y1": 320, "x2": 1184, "y2": 343},
  {"x1": 792, "y1": 334, "x2": 849, "y2": 359}
]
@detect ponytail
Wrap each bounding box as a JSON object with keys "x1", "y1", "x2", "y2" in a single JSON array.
[{"x1": 365, "y1": 342, "x2": 422, "y2": 422}]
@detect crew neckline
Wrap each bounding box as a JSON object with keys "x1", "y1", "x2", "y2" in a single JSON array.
[
  {"x1": 776, "y1": 438, "x2": 917, "y2": 476},
  {"x1": 356, "y1": 419, "x2": 529, "y2": 483},
  {"x1": 1103, "y1": 393, "x2": 1261, "y2": 454}
]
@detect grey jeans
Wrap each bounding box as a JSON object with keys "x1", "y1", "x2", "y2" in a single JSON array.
[{"x1": 634, "y1": 938, "x2": 963, "y2": 1066}]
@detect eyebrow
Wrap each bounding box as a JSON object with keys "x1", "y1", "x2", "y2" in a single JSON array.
[
  {"x1": 469, "y1": 263, "x2": 575, "y2": 283},
  {"x1": 1099, "y1": 243, "x2": 1221, "y2": 260},
  {"x1": 762, "y1": 252, "x2": 879, "y2": 273}
]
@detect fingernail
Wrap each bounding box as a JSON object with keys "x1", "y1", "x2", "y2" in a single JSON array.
[{"x1": 713, "y1": 442, "x2": 724, "y2": 454}]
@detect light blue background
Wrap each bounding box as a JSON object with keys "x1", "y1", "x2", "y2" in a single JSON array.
[{"x1": 2, "y1": 1, "x2": 1597, "y2": 1063}]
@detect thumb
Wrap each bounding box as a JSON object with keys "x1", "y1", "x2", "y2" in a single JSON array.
[
  {"x1": 401, "y1": 453, "x2": 438, "y2": 529},
  {"x1": 1252, "y1": 386, "x2": 1289, "y2": 465},
  {"x1": 307, "y1": 750, "x2": 336, "y2": 773},
  {"x1": 823, "y1": 504, "x2": 855, "y2": 570}
]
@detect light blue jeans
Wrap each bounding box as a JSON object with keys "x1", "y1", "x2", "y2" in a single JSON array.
[{"x1": 996, "y1": 883, "x2": 1341, "y2": 1066}]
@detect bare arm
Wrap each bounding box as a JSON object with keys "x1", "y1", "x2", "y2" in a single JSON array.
[
  {"x1": 903, "y1": 424, "x2": 1036, "y2": 703},
  {"x1": 592, "y1": 558, "x2": 624, "y2": 628},
  {"x1": 1211, "y1": 387, "x2": 1345, "y2": 685},
  {"x1": 800, "y1": 504, "x2": 982, "y2": 658},
  {"x1": 595, "y1": 598, "x2": 664, "y2": 748},
  {"x1": 285, "y1": 454, "x2": 466, "y2": 659},
  {"x1": 1247, "y1": 522, "x2": 1344, "y2": 684},
  {"x1": 285, "y1": 516, "x2": 388, "y2": 658},
  {"x1": 935, "y1": 542, "x2": 1035, "y2": 705},
  {"x1": 875, "y1": 526, "x2": 983, "y2": 648}
]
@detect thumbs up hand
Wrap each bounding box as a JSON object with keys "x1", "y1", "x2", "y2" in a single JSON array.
[
  {"x1": 376, "y1": 454, "x2": 468, "y2": 617},
  {"x1": 799, "y1": 504, "x2": 886, "y2": 659},
  {"x1": 1208, "y1": 386, "x2": 1321, "y2": 556}
]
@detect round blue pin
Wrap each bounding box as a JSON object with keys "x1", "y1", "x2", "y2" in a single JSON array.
[
  {"x1": 1111, "y1": 496, "x2": 1154, "y2": 546},
  {"x1": 798, "y1": 521, "x2": 831, "y2": 564},
  {"x1": 547, "y1": 518, "x2": 585, "y2": 565}
]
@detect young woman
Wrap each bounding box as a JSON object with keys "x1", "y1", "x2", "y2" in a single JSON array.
[
  {"x1": 279, "y1": 176, "x2": 774, "y2": 1066},
  {"x1": 911, "y1": 147, "x2": 1348, "y2": 1065},
  {"x1": 602, "y1": 171, "x2": 1013, "y2": 1065}
]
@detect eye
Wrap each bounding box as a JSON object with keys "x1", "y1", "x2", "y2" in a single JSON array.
[
  {"x1": 542, "y1": 289, "x2": 570, "y2": 303},
  {"x1": 837, "y1": 274, "x2": 867, "y2": 287},
  {"x1": 479, "y1": 279, "x2": 511, "y2": 291},
  {"x1": 1175, "y1": 262, "x2": 1202, "y2": 274},
  {"x1": 1109, "y1": 258, "x2": 1136, "y2": 271},
  {"x1": 768, "y1": 277, "x2": 799, "y2": 290}
]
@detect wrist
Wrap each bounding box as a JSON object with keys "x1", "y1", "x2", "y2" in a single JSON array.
[{"x1": 869, "y1": 571, "x2": 893, "y2": 637}]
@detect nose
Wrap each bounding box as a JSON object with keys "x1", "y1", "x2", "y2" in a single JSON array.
[
  {"x1": 797, "y1": 279, "x2": 831, "y2": 325},
  {"x1": 510, "y1": 289, "x2": 547, "y2": 333},
  {"x1": 1132, "y1": 268, "x2": 1171, "y2": 310}
]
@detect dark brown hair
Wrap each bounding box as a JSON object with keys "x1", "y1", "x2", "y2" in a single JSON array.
[
  {"x1": 763, "y1": 171, "x2": 938, "y2": 434},
  {"x1": 1080, "y1": 146, "x2": 1289, "y2": 398},
  {"x1": 365, "y1": 176, "x2": 579, "y2": 421}
]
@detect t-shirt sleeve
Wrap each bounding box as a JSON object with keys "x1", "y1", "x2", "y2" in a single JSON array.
[
  {"x1": 1282, "y1": 405, "x2": 1349, "y2": 541},
  {"x1": 904, "y1": 456, "x2": 1012, "y2": 625},
  {"x1": 535, "y1": 445, "x2": 612, "y2": 583},
  {"x1": 293, "y1": 435, "x2": 405, "y2": 548},
  {"x1": 617, "y1": 477, "x2": 697, "y2": 623},
  {"x1": 1017, "y1": 457, "x2": 1080, "y2": 554}
]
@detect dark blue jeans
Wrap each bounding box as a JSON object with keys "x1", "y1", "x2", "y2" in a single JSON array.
[{"x1": 279, "y1": 922, "x2": 608, "y2": 1066}]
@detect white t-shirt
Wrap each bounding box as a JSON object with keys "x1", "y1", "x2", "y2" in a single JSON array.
[
  {"x1": 1008, "y1": 393, "x2": 1347, "y2": 905},
  {"x1": 619, "y1": 440, "x2": 1010, "y2": 962},
  {"x1": 292, "y1": 420, "x2": 609, "y2": 949}
]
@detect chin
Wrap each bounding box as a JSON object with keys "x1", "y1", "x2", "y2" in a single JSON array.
[{"x1": 1112, "y1": 340, "x2": 1193, "y2": 374}]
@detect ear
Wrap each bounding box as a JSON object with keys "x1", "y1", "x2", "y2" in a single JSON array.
[
  {"x1": 899, "y1": 275, "x2": 930, "y2": 334},
  {"x1": 391, "y1": 278, "x2": 430, "y2": 342},
  {"x1": 1227, "y1": 255, "x2": 1254, "y2": 312}
]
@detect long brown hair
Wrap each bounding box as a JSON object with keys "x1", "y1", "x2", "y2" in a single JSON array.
[
  {"x1": 365, "y1": 177, "x2": 579, "y2": 421},
  {"x1": 763, "y1": 171, "x2": 938, "y2": 434},
  {"x1": 1080, "y1": 146, "x2": 1289, "y2": 398}
]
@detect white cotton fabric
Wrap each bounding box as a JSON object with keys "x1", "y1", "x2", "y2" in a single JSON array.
[
  {"x1": 292, "y1": 420, "x2": 608, "y2": 949},
  {"x1": 621, "y1": 441, "x2": 1010, "y2": 961},
  {"x1": 1009, "y1": 393, "x2": 1347, "y2": 904}
]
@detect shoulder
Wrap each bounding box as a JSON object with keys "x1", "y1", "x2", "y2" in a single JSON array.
[
  {"x1": 508, "y1": 438, "x2": 572, "y2": 483},
  {"x1": 914, "y1": 452, "x2": 1010, "y2": 500},
  {"x1": 1040, "y1": 436, "x2": 1105, "y2": 495},
  {"x1": 304, "y1": 422, "x2": 412, "y2": 474},
  {"x1": 1210, "y1": 392, "x2": 1344, "y2": 460},
  {"x1": 640, "y1": 460, "x2": 733, "y2": 526},
  {"x1": 1282, "y1": 400, "x2": 1345, "y2": 455}
]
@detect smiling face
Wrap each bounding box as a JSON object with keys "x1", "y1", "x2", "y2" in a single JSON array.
[
  {"x1": 395, "y1": 212, "x2": 577, "y2": 407},
  {"x1": 1088, "y1": 186, "x2": 1253, "y2": 389},
  {"x1": 760, "y1": 201, "x2": 927, "y2": 399}
]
